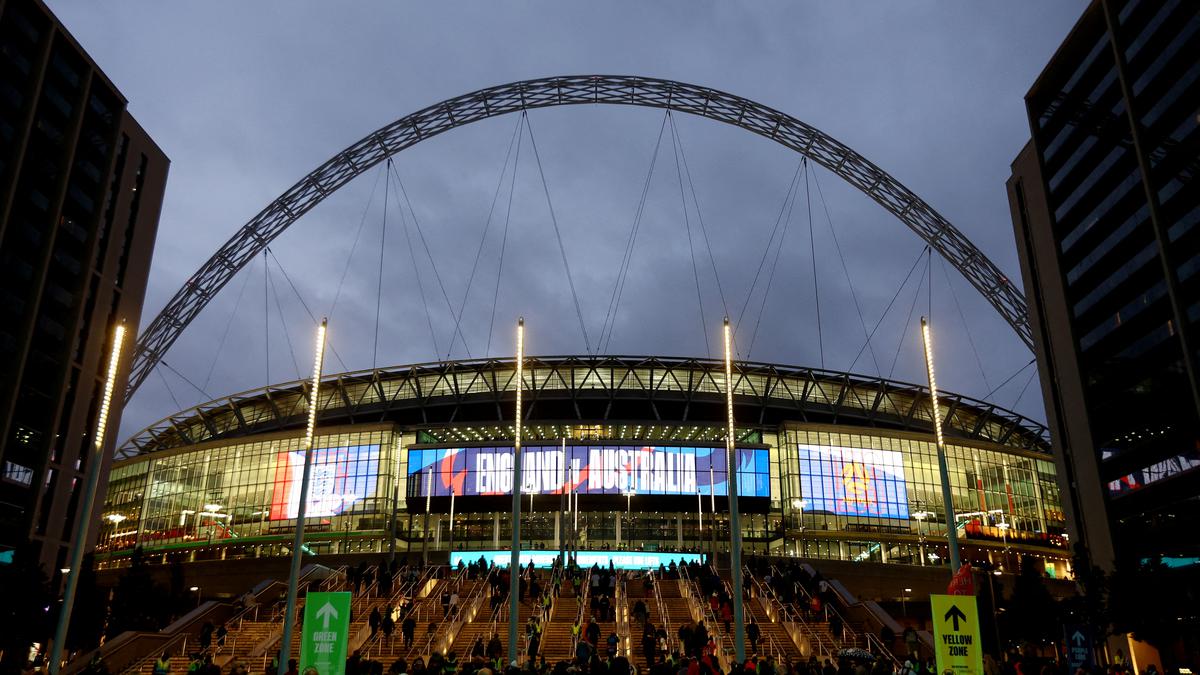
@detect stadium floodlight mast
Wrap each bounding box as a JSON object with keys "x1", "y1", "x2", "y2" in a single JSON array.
[
  {"x1": 723, "y1": 317, "x2": 747, "y2": 665},
  {"x1": 49, "y1": 322, "x2": 125, "y2": 675},
  {"x1": 920, "y1": 317, "x2": 962, "y2": 573},
  {"x1": 277, "y1": 319, "x2": 328, "y2": 675},
  {"x1": 508, "y1": 317, "x2": 525, "y2": 666}
]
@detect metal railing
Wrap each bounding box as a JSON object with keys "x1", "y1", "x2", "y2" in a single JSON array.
[{"x1": 743, "y1": 566, "x2": 837, "y2": 659}]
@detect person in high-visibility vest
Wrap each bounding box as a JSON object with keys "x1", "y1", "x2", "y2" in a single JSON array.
[{"x1": 153, "y1": 653, "x2": 170, "y2": 675}]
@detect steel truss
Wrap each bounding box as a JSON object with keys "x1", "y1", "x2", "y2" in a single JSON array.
[
  {"x1": 126, "y1": 75, "x2": 1033, "y2": 402},
  {"x1": 118, "y1": 355, "x2": 1049, "y2": 459}
]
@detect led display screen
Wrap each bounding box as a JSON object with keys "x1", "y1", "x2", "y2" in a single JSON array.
[
  {"x1": 796, "y1": 444, "x2": 909, "y2": 519},
  {"x1": 408, "y1": 445, "x2": 770, "y2": 498},
  {"x1": 451, "y1": 549, "x2": 702, "y2": 570},
  {"x1": 269, "y1": 444, "x2": 380, "y2": 520}
]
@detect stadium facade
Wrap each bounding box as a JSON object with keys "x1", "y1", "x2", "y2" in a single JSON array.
[{"x1": 96, "y1": 356, "x2": 1071, "y2": 576}]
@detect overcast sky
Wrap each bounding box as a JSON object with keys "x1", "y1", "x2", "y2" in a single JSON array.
[{"x1": 46, "y1": 2, "x2": 1086, "y2": 444}]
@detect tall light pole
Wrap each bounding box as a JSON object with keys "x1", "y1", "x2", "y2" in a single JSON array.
[
  {"x1": 49, "y1": 323, "x2": 125, "y2": 674},
  {"x1": 508, "y1": 318, "x2": 525, "y2": 665},
  {"x1": 277, "y1": 319, "x2": 328, "y2": 675},
  {"x1": 920, "y1": 317, "x2": 961, "y2": 573},
  {"x1": 723, "y1": 318, "x2": 747, "y2": 664}
]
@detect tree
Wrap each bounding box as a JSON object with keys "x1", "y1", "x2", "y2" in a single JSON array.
[
  {"x1": 107, "y1": 548, "x2": 167, "y2": 638},
  {"x1": 1108, "y1": 555, "x2": 1199, "y2": 655},
  {"x1": 67, "y1": 553, "x2": 107, "y2": 654},
  {"x1": 1004, "y1": 555, "x2": 1059, "y2": 647},
  {"x1": 0, "y1": 546, "x2": 53, "y2": 672}
]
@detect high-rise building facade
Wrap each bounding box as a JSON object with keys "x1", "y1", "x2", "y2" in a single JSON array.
[
  {"x1": 1007, "y1": 0, "x2": 1198, "y2": 575},
  {"x1": 0, "y1": 0, "x2": 168, "y2": 576}
]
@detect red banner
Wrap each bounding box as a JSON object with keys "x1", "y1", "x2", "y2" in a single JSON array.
[{"x1": 947, "y1": 562, "x2": 975, "y2": 596}]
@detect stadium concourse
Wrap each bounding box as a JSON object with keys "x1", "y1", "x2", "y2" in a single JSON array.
[
  {"x1": 91, "y1": 553, "x2": 957, "y2": 675},
  {"x1": 69, "y1": 354, "x2": 1076, "y2": 675}
]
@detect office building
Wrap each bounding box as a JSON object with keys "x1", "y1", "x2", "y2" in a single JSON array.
[
  {"x1": 1008, "y1": 0, "x2": 1198, "y2": 586},
  {"x1": 0, "y1": 0, "x2": 168, "y2": 576}
]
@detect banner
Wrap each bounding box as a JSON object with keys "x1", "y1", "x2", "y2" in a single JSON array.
[
  {"x1": 796, "y1": 444, "x2": 910, "y2": 519},
  {"x1": 408, "y1": 444, "x2": 770, "y2": 498},
  {"x1": 269, "y1": 444, "x2": 380, "y2": 520}
]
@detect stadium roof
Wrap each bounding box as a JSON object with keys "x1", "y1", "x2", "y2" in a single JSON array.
[{"x1": 118, "y1": 355, "x2": 1050, "y2": 458}]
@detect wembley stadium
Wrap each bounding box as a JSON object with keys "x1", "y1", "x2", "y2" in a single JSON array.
[{"x1": 95, "y1": 355, "x2": 1069, "y2": 576}]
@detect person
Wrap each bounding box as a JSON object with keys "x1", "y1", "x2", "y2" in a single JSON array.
[
  {"x1": 606, "y1": 632, "x2": 619, "y2": 659},
  {"x1": 382, "y1": 612, "x2": 395, "y2": 642},
  {"x1": 442, "y1": 589, "x2": 452, "y2": 618},
  {"x1": 472, "y1": 637, "x2": 485, "y2": 659},
  {"x1": 442, "y1": 650, "x2": 458, "y2": 675},
  {"x1": 449, "y1": 589, "x2": 460, "y2": 617},
  {"x1": 215, "y1": 624, "x2": 227, "y2": 648},
  {"x1": 575, "y1": 639, "x2": 591, "y2": 667},
  {"x1": 487, "y1": 633, "x2": 503, "y2": 662},
  {"x1": 721, "y1": 603, "x2": 733, "y2": 633},
  {"x1": 903, "y1": 626, "x2": 919, "y2": 659},
  {"x1": 370, "y1": 607, "x2": 382, "y2": 637},
  {"x1": 199, "y1": 622, "x2": 214, "y2": 651},
  {"x1": 154, "y1": 653, "x2": 171, "y2": 675},
  {"x1": 402, "y1": 614, "x2": 416, "y2": 648},
  {"x1": 285, "y1": 659, "x2": 298, "y2": 675},
  {"x1": 747, "y1": 619, "x2": 761, "y2": 653}
]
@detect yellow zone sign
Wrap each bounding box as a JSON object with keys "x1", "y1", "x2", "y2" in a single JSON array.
[{"x1": 930, "y1": 594, "x2": 984, "y2": 675}]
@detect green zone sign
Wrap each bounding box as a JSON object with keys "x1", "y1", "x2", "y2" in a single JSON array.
[
  {"x1": 930, "y1": 594, "x2": 983, "y2": 675},
  {"x1": 301, "y1": 592, "x2": 351, "y2": 675}
]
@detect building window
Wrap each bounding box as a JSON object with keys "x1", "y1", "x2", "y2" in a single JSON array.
[{"x1": 2, "y1": 461, "x2": 34, "y2": 487}]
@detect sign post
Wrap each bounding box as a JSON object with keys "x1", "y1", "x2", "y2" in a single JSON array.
[
  {"x1": 301, "y1": 592, "x2": 351, "y2": 675},
  {"x1": 1064, "y1": 625, "x2": 1095, "y2": 673},
  {"x1": 931, "y1": 594, "x2": 983, "y2": 675}
]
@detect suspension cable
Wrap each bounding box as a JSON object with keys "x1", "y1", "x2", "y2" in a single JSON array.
[
  {"x1": 671, "y1": 114, "x2": 732, "y2": 324},
  {"x1": 1011, "y1": 368, "x2": 1039, "y2": 410},
  {"x1": 263, "y1": 250, "x2": 269, "y2": 385},
  {"x1": 669, "y1": 112, "x2": 711, "y2": 355},
  {"x1": 391, "y1": 168, "x2": 473, "y2": 359},
  {"x1": 735, "y1": 162, "x2": 803, "y2": 338},
  {"x1": 747, "y1": 161, "x2": 803, "y2": 359},
  {"x1": 329, "y1": 163, "x2": 384, "y2": 322},
  {"x1": 599, "y1": 110, "x2": 668, "y2": 353},
  {"x1": 887, "y1": 249, "x2": 931, "y2": 380},
  {"x1": 811, "y1": 167, "x2": 882, "y2": 376},
  {"x1": 391, "y1": 166, "x2": 442, "y2": 359},
  {"x1": 201, "y1": 267, "x2": 252, "y2": 393},
  {"x1": 982, "y1": 358, "x2": 1036, "y2": 401},
  {"x1": 939, "y1": 257, "x2": 991, "y2": 392},
  {"x1": 161, "y1": 359, "x2": 212, "y2": 401},
  {"x1": 487, "y1": 116, "x2": 524, "y2": 357},
  {"x1": 524, "y1": 111, "x2": 593, "y2": 354},
  {"x1": 155, "y1": 366, "x2": 184, "y2": 412},
  {"x1": 448, "y1": 114, "x2": 523, "y2": 361},
  {"x1": 266, "y1": 248, "x2": 350, "y2": 373},
  {"x1": 373, "y1": 159, "x2": 391, "y2": 370},
  {"x1": 265, "y1": 249, "x2": 302, "y2": 379},
  {"x1": 847, "y1": 245, "x2": 929, "y2": 373},
  {"x1": 804, "y1": 158, "x2": 824, "y2": 369}
]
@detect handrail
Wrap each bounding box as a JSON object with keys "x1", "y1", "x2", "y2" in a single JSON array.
[
  {"x1": 676, "y1": 565, "x2": 731, "y2": 673},
  {"x1": 770, "y1": 564, "x2": 858, "y2": 648},
  {"x1": 743, "y1": 565, "x2": 834, "y2": 660},
  {"x1": 615, "y1": 575, "x2": 631, "y2": 657},
  {"x1": 569, "y1": 565, "x2": 591, "y2": 660},
  {"x1": 121, "y1": 632, "x2": 189, "y2": 675},
  {"x1": 648, "y1": 570, "x2": 672, "y2": 657}
]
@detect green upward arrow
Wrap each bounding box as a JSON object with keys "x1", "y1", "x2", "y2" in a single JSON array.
[{"x1": 944, "y1": 605, "x2": 967, "y2": 631}]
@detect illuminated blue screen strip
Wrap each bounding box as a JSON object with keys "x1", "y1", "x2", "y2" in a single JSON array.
[{"x1": 451, "y1": 549, "x2": 703, "y2": 570}]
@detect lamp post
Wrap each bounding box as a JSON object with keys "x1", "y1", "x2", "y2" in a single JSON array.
[
  {"x1": 913, "y1": 511, "x2": 933, "y2": 566},
  {"x1": 920, "y1": 317, "x2": 962, "y2": 574},
  {"x1": 791, "y1": 499, "x2": 807, "y2": 557},
  {"x1": 277, "y1": 319, "x2": 328, "y2": 675},
  {"x1": 191, "y1": 586, "x2": 202, "y2": 608},
  {"x1": 49, "y1": 322, "x2": 125, "y2": 675},
  {"x1": 508, "y1": 318, "x2": 525, "y2": 665},
  {"x1": 723, "y1": 318, "x2": 747, "y2": 665},
  {"x1": 902, "y1": 587, "x2": 911, "y2": 617}
]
